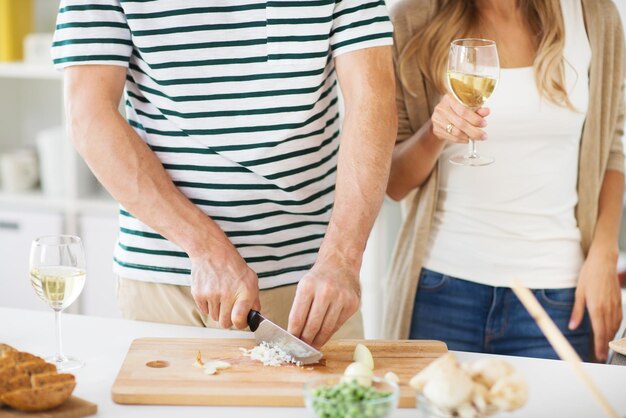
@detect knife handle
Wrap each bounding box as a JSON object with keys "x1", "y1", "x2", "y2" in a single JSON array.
[{"x1": 247, "y1": 310, "x2": 262, "y2": 332}]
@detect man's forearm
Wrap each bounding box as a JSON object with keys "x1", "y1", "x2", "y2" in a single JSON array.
[
  {"x1": 319, "y1": 85, "x2": 397, "y2": 269},
  {"x1": 65, "y1": 67, "x2": 232, "y2": 259}
]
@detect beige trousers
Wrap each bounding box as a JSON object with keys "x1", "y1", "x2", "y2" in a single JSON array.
[{"x1": 116, "y1": 276, "x2": 364, "y2": 339}]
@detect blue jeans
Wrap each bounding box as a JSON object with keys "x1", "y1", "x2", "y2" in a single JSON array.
[{"x1": 410, "y1": 269, "x2": 591, "y2": 361}]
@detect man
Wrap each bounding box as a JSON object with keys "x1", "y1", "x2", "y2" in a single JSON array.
[{"x1": 52, "y1": 0, "x2": 396, "y2": 348}]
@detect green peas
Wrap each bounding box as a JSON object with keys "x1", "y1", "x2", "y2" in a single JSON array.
[{"x1": 311, "y1": 380, "x2": 393, "y2": 418}]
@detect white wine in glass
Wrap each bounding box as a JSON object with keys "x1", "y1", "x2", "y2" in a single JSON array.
[
  {"x1": 30, "y1": 236, "x2": 86, "y2": 371},
  {"x1": 447, "y1": 38, "x2": 500, "y2": 166}
]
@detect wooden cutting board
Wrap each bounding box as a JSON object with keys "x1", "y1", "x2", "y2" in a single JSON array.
[
  {"x1": 0, "y1": 397, "x2": 97, "y2": 418},
  {"x1": 111, "y1": 338, "x2": 447, "y2": 408}
]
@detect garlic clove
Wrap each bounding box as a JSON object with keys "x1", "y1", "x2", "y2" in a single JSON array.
[
  {"x1": 342, "y1": 361, "x2": 374, "y2": 387},
  {"x1": 353, "y1": 343, "x2": 375, "y2": 370},
  {"x1": 384, "y1": 371, "x2": 399, "y2": 384}
]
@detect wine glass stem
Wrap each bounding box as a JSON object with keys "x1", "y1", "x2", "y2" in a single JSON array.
[
  {"x1": 468, "y1": 139, "x2": 478, "y2": 159},
  {"x1": 54, "y1": 310, "x2": 64, "y2": 362}
]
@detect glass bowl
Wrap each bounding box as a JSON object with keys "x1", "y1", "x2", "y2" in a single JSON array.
[
  {"x1": 304, "y1": 375, "x2": 399, "y2": 418},
  {"x1": 415, "y1": 391, "x2": 501, "y2": 418}
]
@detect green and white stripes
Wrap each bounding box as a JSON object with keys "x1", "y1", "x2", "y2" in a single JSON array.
[{"x1": 52, "y1": 0, "x2": 392, "y2": 288}]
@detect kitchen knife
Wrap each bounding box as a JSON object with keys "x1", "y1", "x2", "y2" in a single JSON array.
[{"x1": 247, "y1": 310, "x2": 323, "y2": 365}]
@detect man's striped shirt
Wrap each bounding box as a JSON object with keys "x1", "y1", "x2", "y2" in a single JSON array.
[{"x1": 52, "y1": 0, "x2": 393, "y2": 288}]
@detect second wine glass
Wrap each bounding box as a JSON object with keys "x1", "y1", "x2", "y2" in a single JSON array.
[
  {"x1": 30, "y1": 235, "x2": 86, "y2": 371},
  {"x1": 447, "y1": 38, "x2": 500, "y2": 166}
]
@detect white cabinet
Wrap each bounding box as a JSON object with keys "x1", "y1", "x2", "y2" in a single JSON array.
[
  {"x1": 0, "y1": 209, "x2": 63, "y2": 311},
  {"x1": 0, "y1": 2, "x2": 119, "y2": 316},
  {"x1": 78, "y1": 214, "x2": 120, "y2": 318}
]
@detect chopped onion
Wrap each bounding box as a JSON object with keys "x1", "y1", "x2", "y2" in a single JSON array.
[
  {"x1": 241, "y1": 342, "x2": 302, "y2": 367},
  {"x1": 204, "y1": 360, "x2": 231, "y2": 370}
]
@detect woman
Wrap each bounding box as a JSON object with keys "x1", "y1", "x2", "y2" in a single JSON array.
[{"x1": 383, "y1": 0, "x2": 625, "y2": 361}]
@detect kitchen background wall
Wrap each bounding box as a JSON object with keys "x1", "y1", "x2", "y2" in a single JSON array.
[{"x1": 0, "y1": 1, "x2": 625, "y2": 340}]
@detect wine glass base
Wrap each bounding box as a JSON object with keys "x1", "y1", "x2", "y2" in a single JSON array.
[
  {"x1": 45, "y1": 355, "x2": 84, "y2": 372},
  {"x1": 449, "y1": 154, "x2": 495, "y2": 167}
]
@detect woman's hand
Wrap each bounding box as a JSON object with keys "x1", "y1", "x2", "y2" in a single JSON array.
[
  {"x1": 569, "y1": 249, "x2": 623, "y2": 361},
  {"x1": 431, "y1": 94, "x2": 490, "y2": 143}
]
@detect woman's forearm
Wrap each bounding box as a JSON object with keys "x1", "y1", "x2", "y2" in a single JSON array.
[
  {"x1": 387, "y1": 120, "x2": 446, "y2": 200},
  {"x1": 588, "y1": 169, "x2": 625, "y2": 260}
]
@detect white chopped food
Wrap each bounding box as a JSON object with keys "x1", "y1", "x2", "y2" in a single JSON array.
[
  {"x1": 204, "y1": 360, "x2": 231, "y2": 370},
  {"x1": 409, "y1": 353, "x2": 528, "y2": 415},
  {"x1": 241, "y1": 342, "x2": 302, "y2": 367},
  {"x1": 353, "y1": 343, "x2": 374, "y2": 370},
  {"x1": 457, "y1": 402, "x2": 479, "y2": 418},
  {"x1": 384, "y1": 371, "x2": 399, "y2": 384},
  {"x1": 422, "y1": 361, "x2": 473, "y2": 409},
  {"x1": 193, "y1": 351, "x2": 231, "y2": 375},
  {"x1": 465, "y1": 358, "x2": 515, "y2": 389},
  {"x1": 203, "y1": 367, "x2": 217, "y2": 375},
  {"x1": 488, "y1": 373, "x2": 528, "y2": 412},
  {"x1": 342, "y1": 361, "x2": 374, "y2": 387},
  {"x1": 410, "y1": 353, "x2": 458, "y2": 391},
  {"x1": 471, "y1": 383, "x2": 489, "y2": 413}
]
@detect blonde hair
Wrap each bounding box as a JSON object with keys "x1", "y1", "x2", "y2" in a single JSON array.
[{"x1": 400, "y1": 0, "x2": 574, "y2": 109}]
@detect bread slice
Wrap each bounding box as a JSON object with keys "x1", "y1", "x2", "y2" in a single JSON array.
[
  {"x1": 0, "y1": 344, "x2": 16, "y2": 358},
  {"x1": 1, "y1": 380, "x2": 76, "y2": 412},
  {"x1": 5, "y1": 352, "x2": 44, "y2": 365},
  {"x1": 16, "y1": 361, "x2": 57, "y2": 377},
  {"x1": 0, "y1": 366, "x2": 27, "y2": 407},
  {"x1": 0, "y1": 357, "x2": 15, "y2": 369},
  {"x1": 31, "y1": 373, "x2": 75, "y2": 388},
  {"x1": 0, "y1": 366, "x2": 22, "y2": 388},
  {"x1": 5, "y1": 375, "x2": 31, "y2": 392}
]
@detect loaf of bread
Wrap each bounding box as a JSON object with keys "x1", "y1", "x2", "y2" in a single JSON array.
[
  {"x1": 0, "y1": 344, "x2": 76, "y2": 412},
  {"x1": 2, "y1": 380, "x2": 76, "y2": 412}
]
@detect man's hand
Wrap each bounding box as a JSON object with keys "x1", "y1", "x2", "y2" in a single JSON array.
[
  {"x1": 190, "y1": 244, "x2": 260, "y2": 330},
  {"x1": 569, "y1": 249, "x2": 623, "y2": 361},
  {"x1": 288, "y1": 250, "x2": 361, "y2": 348}
]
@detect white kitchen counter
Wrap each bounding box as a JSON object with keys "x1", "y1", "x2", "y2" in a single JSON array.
[{"x1": 2, "y1": 307, "x2": 625, "y2": 418}]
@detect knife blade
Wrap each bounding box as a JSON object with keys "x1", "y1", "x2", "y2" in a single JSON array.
[{"x1": 247, "y1": 310, "x2": 323, "y2": 365}]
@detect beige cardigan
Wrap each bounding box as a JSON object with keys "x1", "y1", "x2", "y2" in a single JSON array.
[{"x1": 383, "y1": 0, "x2": 626, "y2": 340}]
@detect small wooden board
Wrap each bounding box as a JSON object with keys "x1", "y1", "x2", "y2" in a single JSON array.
[
  {"x1": 0, "y1": 397, "x2": 97, "y2": 418},
  {"x1": 112, "y1": 338, "x2": 447, "y2": 408}
]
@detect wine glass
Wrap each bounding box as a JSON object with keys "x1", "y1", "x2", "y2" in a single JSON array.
[
  {"x1": 29, "y1": 235, "x2": 86, "y2": 371},
  {"x1": 447, "y1": 38, "x2": 500, "y2": 166}
]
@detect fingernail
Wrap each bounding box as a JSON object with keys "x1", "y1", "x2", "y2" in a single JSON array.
[
  {"x1": 481, "y1": 134, "x2": 488, "y2": 140},
  {"x1": 481, "y1": 120, "x2": 488, "y2": 127},
  {"x1": 568, "y1": 320, "x2": 575, "y2": 330}
]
